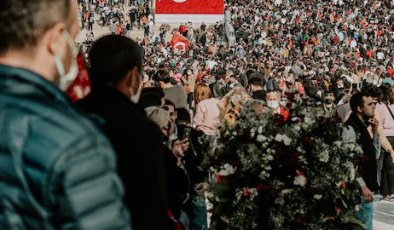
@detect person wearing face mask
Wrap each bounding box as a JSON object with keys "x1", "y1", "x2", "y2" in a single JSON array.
[
  {"x1": 0, "y1": 1, "x2": 131, "y2": 229},
  {"x1": 266, "y1": 91, "x2": 289, "y2": 121},
  {"x1": 77, "y1": 35, "x2": 170, "y2": 230}
]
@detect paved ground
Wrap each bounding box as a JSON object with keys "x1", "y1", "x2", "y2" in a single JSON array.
[
  {"x1": 75, "y1": 6, "x2": 201, "y2": 44},
  {"x1": 374, "y1": 200, "x2": 394, "y2": 230}
]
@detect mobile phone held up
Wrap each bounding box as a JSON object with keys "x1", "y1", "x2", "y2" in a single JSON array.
[{"x1": 182, "y1": 127, "x2": 191, "y2": 140}]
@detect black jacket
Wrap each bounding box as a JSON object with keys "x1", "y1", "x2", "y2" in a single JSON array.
[
  {"x1": 77, "y1": 85, "x2": 169, "y2": 230},
  {"x1": 345, "y1": 113, "x2": 379, "y2": 192}
]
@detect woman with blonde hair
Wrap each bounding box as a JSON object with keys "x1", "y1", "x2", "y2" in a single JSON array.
[{"x1": 193, "y1": 83, "x2": 221, "y2": 135}]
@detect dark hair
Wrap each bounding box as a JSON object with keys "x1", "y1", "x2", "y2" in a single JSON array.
[
  {"x1": 164, "y1": 99, "x2": 175, "y2": 108},
  {"x1": 350, "y1": 91, "x2": 370, "y2": 113},
  {"x1": 249, "y1": 77, "x2": 263, "y2": 87},
  {"x1": 0, "y1": 0, "x2": 70, "y2": 54},
  {"x1": 175, "y1": 108, "x2": 191, "y2": 125},
  {"x1": 138, "y1": 87, "x2": 164, "y2": 109},
  {"x1": 88, "y1": 35, "x2": 143, "y2": 87},
  {"x1": 153, "y1": 69, "x2": 171, "y2": 84},
  {"x1": 361, "y1": 85, "x2": 381, "y2": 99},
  {"x1": 379, "y1": 85, "x2": 390, "y2": 103}
]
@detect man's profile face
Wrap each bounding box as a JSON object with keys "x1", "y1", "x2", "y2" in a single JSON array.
[{"x1": 360, "y1": 96, "x2": 376, "y2": 118}]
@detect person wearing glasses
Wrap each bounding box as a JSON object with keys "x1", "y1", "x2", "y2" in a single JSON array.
[{"x1": 77, "y1": 35, "x2": 170, "y2": 230}]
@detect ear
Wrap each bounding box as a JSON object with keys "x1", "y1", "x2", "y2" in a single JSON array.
[
  {"x1": 130, "y1": 66, "x2": 141, "y2": 89},
  {"x1": 356, "y1": 105, "x2": 363, "y2": 113},
  {"x1": 45, "y1": 23, "x2": 67, "y2": 56}
]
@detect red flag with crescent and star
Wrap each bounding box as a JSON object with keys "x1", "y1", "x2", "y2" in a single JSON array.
[
  {"x1": 170, "y1": 32, "x2": 190, "y2": 52},
  {"x1": 156, "y1": 0, "x2": 223, "y2": 14},
  {"x1": 66, "y1": 52, "x2": 91, "y2": 102}
]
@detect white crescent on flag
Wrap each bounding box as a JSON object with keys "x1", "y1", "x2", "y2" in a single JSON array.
[
  {"x1": 159, "y1": 0, "x2": 187, "y2": 2},
  {"x1": 174, "y1": 42, "x2": 186, "y2": 51}
]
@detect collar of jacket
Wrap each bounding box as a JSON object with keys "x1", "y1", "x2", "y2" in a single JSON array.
[{"x1": 0, "y1": 64, "x2": 70, "y2": 105}]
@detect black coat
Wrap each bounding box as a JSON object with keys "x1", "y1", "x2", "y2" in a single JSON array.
[
  {"x1": 345, "y1": 113, "x2": 379, "y2": 192},
  {"x1": 162, "y1": 144, "x2": 189, "y2": 219},
  {"x1": 77, "y1": 85, "x2": 169, "y2": 230}
]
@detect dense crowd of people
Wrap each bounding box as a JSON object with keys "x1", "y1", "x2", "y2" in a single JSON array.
[
  {"x1": 1, "y1": 0, "x2": 394, "y2": 230},
  {"x1": 103, "y1": 0, "x2": 394, "y2": 229}
]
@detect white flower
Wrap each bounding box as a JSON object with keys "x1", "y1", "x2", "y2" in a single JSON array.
[
  {"x1": 319, "y1": 150, "x2": 330, "y2": 163},
  {"x1": 256, "y1": 134, "x2": 267, "y2": 142},
  {"x1": 297, "y1": 146, "x2": 305, "y2": 153},
  {"x1": 274, "y1": 133, "x2": 283, "y2": 142},
  {"x1": 219, "y1": 163, "x2": 237, "y2": 176},
  {"x1": 355, "y1": 204, "x2": 360, "y2": 212},
  {"x1": 342, "y1": 162, "x2": 356, "y2": 181},
  {"x1": 258, "y1": 126, "x2": 263, "y2": 134},
  {"x1": 282, "y1": 135, "x2": 292, "y2": 146},
  {"x1": 346, "y1": 143, "x2": 355, "y2": 151},
  {"x1": 294, "y1": 175, "x2": 307, "y2": 187},
  {"x1": 294, "y1": 124, "x2": 301, "y2": 132},
  {"x1": 274, "y1": 134, "x2": 291, "y2": 146},
  {"x1": 333, "y1": 141, "x2": 342, "y2": 148},
  {"x1": 304, "y1": 116, "x2": 313, "y2": 125},
  {"x1": 354, "y1": 146, "x2": 363, "y2": 154},
  {"x1": 280, "y1": 189, "x2": 292, "y2": 195},
  {"x1": 313, "y1": 194, "x2": 322, "y2": 200},
  {"x1": 251, "y1": 127, "x2": 256, "y2": 134}
]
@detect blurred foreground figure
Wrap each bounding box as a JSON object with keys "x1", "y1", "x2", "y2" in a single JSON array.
[
  {"x1": 77, "y1": 35, "x2": 170, "y2": 230},
  {"x1": 0, "y1": 1, "x2": 131, "y2": 229}
]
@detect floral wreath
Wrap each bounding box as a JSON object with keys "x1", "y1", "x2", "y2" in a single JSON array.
[{"x1": 202, "y1": 95, "x2": 366, "y2": 230}]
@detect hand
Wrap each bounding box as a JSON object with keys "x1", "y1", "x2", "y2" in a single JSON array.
[
  {"x1": 369, "y1": 118, "x2": 379, "y2": 134},
  {"x1": 360, "y1": 185, "x2": 373, "y2": 203},
  {"x1": 172, "y1": 138, "x2": 189, "y2": 158},
  {"x1": 195, "y1": 182, "x2": 209, "y2": 195},
  {"x1": 389, "y1": 149, "x2": 394, "y2": 163}
]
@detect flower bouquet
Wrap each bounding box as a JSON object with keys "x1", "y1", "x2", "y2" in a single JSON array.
[{"x1": 203, "y1": 97, "x2": 366, "y2": 230}]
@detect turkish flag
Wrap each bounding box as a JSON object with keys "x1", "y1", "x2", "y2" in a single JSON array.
[
  {"x1": 66, "y1": 52, "x2": 91, "y2": 102},
  {"x1": 170, "y1": 32, "x2": 190, "y2": 52},
  {"x1": 156, "y1": 0, "x2": 223, "y2": 14}
]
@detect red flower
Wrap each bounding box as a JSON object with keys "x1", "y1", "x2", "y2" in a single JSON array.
[
  {"x1": 216, "y1": 173, "x2": 225, "y2": 183},
  {"x1": 296, "y1": 216, "x2": 307, "y2": 226},
  {"x1": 339, "y1": 180, "x2": 347, "y2": 189},
  {"x1": 243, "y1": 190, "x2": 251, "y2": 197},
  {"x1": 256, "y1": 185, "x2": 269, "y2": 191},
  {"x1": 302, "y1": 136, "x2": 310, "y2": 144}
]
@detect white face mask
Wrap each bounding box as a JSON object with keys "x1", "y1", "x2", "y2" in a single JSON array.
[
  {"x1": 54, "y1": 30, "x2": 79, "y2": 91},
  {"x1": 267, "y1": 100, "x2": 279, "y2": 109},
  {"x1": 130, "y1": 85, "x2": 142, "y2": 104}
]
